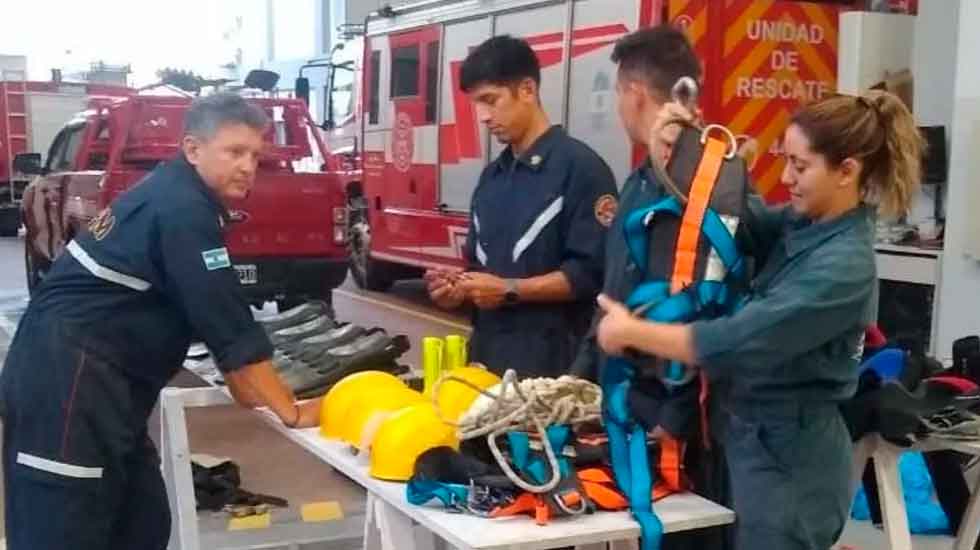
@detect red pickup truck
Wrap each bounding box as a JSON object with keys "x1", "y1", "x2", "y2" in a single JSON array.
[{"x1": 16, "y1": 93, "x2": 350, "y2": 308}]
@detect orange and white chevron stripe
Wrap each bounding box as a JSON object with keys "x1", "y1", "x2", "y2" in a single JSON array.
[{"x1": 670, "y1": 0, "x2": 841, "y2": 203}]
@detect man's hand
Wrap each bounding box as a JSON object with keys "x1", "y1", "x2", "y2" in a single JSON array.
[
  {"x1": 294, "y1": 398, "x2": 323, "y2": 429},
  {"x1": 458, "y1": 272, "x2": 509, "y2": 310},
  {"x1": 648, "y1": 101, "x2": 698, "y2": 168},
  {"x1": 424, "y1": 267, "x2": 466, "y2": 309},
  {"x1": 596, "y1": 294, "x2": 637, "y2": 357},
  {"x1": 225, "y1": 360, "x2": 321, "y2": 428}
]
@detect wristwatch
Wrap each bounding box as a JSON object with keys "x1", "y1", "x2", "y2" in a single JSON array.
[{"x1": 504, "y1": 279, "x2": 520, "y2": 306}]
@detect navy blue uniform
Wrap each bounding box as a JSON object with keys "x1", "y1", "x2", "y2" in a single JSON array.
[
  {"x1": 0, "y1": 155, "x2": 273, "y2": 550},
  {"x1": 464, "y1": 126, "x2": 616, "y2": 377}
]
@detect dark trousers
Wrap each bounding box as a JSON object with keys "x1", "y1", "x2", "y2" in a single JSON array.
[
  {"x1": 723, "y1": 402, "x2": 852, "y2": 550},
  {"x1": 4, "y1": 429, "x2": 171, "y2": 550},
  {"x1": 1, "y1": 311, "x2": 171, "y2": 550}
]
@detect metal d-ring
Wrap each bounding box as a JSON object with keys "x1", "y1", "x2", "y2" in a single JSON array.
[
  {"x1": 671, "y1": 76, "x2": 699, "y2": 109},
  {"x1": 700, "y1": 124, "x2": 738, "y2": 160}
]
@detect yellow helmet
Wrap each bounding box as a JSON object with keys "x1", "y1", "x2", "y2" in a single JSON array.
[
  {"x1": 319, "y1": 371, "x2": 406, "y2": 439},
  {"x1": 339, "y1": 386, "x2": 425, "y2": 451},
  {"x1": 369, "y1": 402, "x2": 459, "y2": 481},
  {"x1": 433, "y1": 365, "x2": 501, "y2": 423}
]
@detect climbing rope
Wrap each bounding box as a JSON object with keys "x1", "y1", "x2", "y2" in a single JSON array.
[{"x1": 432, "y1": 368, "x2": 601, "y2": 495}]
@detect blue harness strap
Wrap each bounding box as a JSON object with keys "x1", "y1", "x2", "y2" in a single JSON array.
[
  {"x1": 406, "y1": 479, "x2": 470, "y2": 509},
  {"x1": 602, "y1": 147, "x2": 746, "y2": 550},
  {"x1": 508, "y1": 425, "x2": 574, "y2": 485},
  {"x1": 602, "y1": 358, "x2": 663, "y2": 547}
]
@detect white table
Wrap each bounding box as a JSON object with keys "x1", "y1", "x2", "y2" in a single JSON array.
[
  {"x1": 850, "y1": 434, "x2": 980, "y2": 550},
  {"x1": 160, "y1": 386, "x2": 734, "y2": 550}
]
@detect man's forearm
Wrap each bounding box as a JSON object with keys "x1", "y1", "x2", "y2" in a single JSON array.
[
  {"x1": 515, "y1": 271, "x2": 575, "y2": 303},
  {"x1": 224, "y1": 359, "x2": 300, "y2": 425}
]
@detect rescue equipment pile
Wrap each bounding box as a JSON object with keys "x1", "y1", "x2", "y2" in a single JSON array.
[
  {"x1": 317, "y1": 358, "x2": 686, "y2": 536},
  {"x1": 408, "y1": 368, "x2": 688, "y2": 524},
  {"x1": 842, "y1": 334, "x2": 980, "y2": 446},
  {"x1": 258, "y1": 301, "x2": 413, "y2": 398}
]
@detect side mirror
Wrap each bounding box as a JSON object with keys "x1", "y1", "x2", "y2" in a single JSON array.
[
  {"x1": 13, "y1": 153, "x2": 45, "y2": 176},
  {"x1": 295, "y1": 77, "x2": 311, "y2": 105}
]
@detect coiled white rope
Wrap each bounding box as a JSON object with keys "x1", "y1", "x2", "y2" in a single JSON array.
[{"x1": 432, "y1": 368, "x2": 601, "y2": 495}]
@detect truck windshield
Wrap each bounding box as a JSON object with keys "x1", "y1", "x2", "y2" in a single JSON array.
[
  {"x1": 268, "y1": 104, "x2": 325, "y2": 174},
  {"x1": 330, "y1": 65, "x2": 355, "y2": 126}
]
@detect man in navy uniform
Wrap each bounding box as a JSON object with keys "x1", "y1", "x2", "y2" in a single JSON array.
[
  {"x1": 0, "y1": 93, "x2": 320, "y2": 550},
  {"x1": 426, "y1": 36, "x2": 618, "y2": 378}
]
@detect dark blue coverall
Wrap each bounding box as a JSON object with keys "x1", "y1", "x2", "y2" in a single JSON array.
[
  {"x1": 463, "y1": 125, "x2": 617, "y2": 377},
  {"x1": 0, "y1": 155, "x2": 274, "y2": 550}
]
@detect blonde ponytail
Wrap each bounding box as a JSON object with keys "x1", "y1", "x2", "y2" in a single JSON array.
[
  {"x1": 790, "y1": 90, "x2": 926, "y2": 218},
  {"x1": 863, "y1": 90, "x2": 925, "y2": 218}
]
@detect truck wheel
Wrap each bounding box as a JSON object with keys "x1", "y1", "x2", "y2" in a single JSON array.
[
  {"x1": 0, "y1": 207, "x2": 20, "y2": 237},
  {"x1": 347, "y1": 207, "x2": 395, "y2": 292}
]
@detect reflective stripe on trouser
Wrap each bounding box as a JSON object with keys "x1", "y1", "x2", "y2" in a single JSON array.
[
  {"x1": 0, "y1": 311, "x2": 170, "y2": 550},
  {"x1": 723, "y1": 404, "x2": 851, "y2": 550},
  {"x1": 4, "y1": 432, "x2": 170, "y2": 550}
]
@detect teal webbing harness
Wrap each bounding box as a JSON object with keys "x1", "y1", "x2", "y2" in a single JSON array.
[{"x1": 602, "y1": 130, "x2": 747, "y2": 550}]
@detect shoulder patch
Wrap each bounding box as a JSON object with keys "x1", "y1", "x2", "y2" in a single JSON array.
[
  {"x1": 88, "y1": 208, "x2": 116, "y2": 241},
  {"x1": 202, "y1": 247, "x2": 231, "y2": 271},
  {"x1": 594, "y1": 194, "x2": 618, "y2": 228}
]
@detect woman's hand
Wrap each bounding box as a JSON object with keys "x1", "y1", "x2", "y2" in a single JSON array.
[
  {"x1": 596, "y1": 294, "x2": 699, "y2": 366},
  {"x1": 596, "y1": 294, "x2": 637, "y2": 357}
]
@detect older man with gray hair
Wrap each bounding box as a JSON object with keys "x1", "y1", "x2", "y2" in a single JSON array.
[{"x1": 0, "y1": 93, "x2": 319, "y2": 550}]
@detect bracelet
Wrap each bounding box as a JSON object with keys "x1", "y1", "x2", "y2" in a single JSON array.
[{"x1": 285, "y1": 404, "x2": 300, "y2": 428}]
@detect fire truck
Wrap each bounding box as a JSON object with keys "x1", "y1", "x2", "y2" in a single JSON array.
[
  {"x1": 300, "y1": 0, "x2": 857, "y2": 291},
  {"x1": 0, "y1": 79, "x2": 133, "y2": 236}
]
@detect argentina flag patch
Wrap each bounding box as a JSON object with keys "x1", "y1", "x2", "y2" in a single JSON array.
[{"x1": 202, "y1": 247, "x2": 232, "y2": 271}]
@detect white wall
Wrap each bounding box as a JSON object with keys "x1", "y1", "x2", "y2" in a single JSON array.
[
  {"x1": 936, "y1": 0, "x2": 980, "y2": 355},
  {"x1": 838, "y1": 11, "x2": 939, "y2": 227},
  {"x1": 838, "y1": 12, "x2": 915, "y2": 95},
  {"x1": 909, "y1": 0, "x2": 959, "y2": 231}
]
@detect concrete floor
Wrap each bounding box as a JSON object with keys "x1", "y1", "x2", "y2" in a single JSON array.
[{"x1": 0, "y1": 234, "x2": 970, "y2": 549}]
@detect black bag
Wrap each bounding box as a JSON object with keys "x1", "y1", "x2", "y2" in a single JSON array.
[{"x1": 191, "y1": 459, "x2": 288, "y2": 511}]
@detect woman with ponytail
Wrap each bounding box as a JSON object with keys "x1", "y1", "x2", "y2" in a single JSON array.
[{"x1": 595, "y1": 90, "x2": 925, "y2": 550}]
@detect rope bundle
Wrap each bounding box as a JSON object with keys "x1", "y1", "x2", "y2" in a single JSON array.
[{"x1": 432, "y1": 369, "x2": 602, "y2": 494}]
